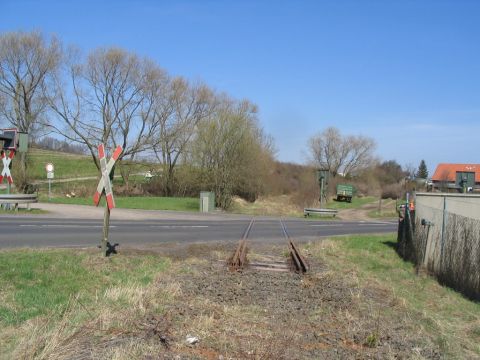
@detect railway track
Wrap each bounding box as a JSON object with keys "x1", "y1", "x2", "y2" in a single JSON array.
[
  {"x1": 227, "y1": 218, "x2": 254, "y2": 271},
  {"x1": 227, "y1": 217, "x2": 309, "y2": 273}
]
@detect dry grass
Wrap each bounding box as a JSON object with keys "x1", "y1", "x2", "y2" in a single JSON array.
[
  {"x1": 230, "y1": 195, "x2": 303, "y2": 217},
  {"x1": 308, "y1": 235, "x2": 480, "y2": 358},
  {"x1": 2, "y1": 237, "x2": 478, "y2": 359}
]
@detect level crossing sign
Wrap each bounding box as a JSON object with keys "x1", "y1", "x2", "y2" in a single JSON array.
[
  {"x1": 93, "y1": 144, "x2": 122, "y2": 210},
  {"x1": 0, "y1": 150, "x2": 14, "y2": 184}
]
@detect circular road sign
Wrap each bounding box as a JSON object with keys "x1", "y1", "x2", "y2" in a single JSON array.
[{"x1": 45, "y1": 163, "x2": 54, "y2": 173}]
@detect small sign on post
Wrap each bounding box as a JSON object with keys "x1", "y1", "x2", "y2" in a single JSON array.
[
  {"x1": 93, "y1": 144, "x2": 122, "y2": 257},
  {"x1": 46, "y1": 163, "x2": 54, "y2": 200}
]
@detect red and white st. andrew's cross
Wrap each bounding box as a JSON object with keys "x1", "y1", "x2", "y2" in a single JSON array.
[
  {"x1": 0, "y1": 150, "x2": 14, "y2": 184},
  {"x1": 93, "y1": 144, "x2": 122, "y2": 210}
]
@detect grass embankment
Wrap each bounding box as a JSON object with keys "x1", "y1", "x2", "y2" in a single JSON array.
[
  {"x1": 16, "y1": 148, "x2": 152, "y2": 180},
  {"x1": 230, "y1": 195, "x2": 382, "y2": 218},
  {"x1": 24, "y1": 148, "x2": 98, "y2": 180},
  {"x1": 308, "y1": 234, "x2": 480, "y2": 358}
]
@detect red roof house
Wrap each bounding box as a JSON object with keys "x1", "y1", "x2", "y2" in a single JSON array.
[{"x1": 431, "y1": 164, "x2": 480, "y2": 191}]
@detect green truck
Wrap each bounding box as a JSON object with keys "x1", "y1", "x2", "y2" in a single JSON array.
[{"x1": 336, "y1": 184, "x2": 354, "y2": 203}]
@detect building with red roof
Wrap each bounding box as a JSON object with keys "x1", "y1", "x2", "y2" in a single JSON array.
[{"x1": 431, "y1": 164, "x2": 480, "y2": 192}]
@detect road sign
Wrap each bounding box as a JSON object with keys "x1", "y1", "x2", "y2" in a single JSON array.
[
  {"x1": 0, "y1": 150, "x2": 14, "y2": 184},
  {"x1": 45, "y1": 163, "x2": 54, "y2": 172},
  {"x1": 0, "y1": 129, "x2": 17, "y2": 150},
  {"x1": 47, "y1": 172, "x2": 54, "y2": 179},
  {"x1": 93, "y1": 144, "x2": 122, "y2": 210}
]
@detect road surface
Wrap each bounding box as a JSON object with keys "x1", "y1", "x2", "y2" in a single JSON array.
[{"x1": 0, "y1": 214, "x2": 397, "y2": 249}]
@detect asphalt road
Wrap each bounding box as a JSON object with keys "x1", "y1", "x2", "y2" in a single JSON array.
[{"x1": 0, "y1": 216, "x2": 397, "y2": 249}]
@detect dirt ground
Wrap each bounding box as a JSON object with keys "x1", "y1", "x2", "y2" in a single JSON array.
[
  {"x1": 337, "y1": 199, "x2": 397, "y2": 221},
  {"x1": 154, "y1": 245, "x2": 440, "y2": 359},
  {"x1": 79, "y1": 242, "x2": 440, "y2": 360}
]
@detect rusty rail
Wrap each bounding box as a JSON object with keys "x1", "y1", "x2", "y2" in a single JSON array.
[
  {"x1": 227, "y1": 218, "x2": 309, "y2": 274},
  {"x1": 280, "y1": 219, "x2": 309, "y2": 273},
  {"x1": 227, "y1": 218, "x2": 255, "y2": 271}
]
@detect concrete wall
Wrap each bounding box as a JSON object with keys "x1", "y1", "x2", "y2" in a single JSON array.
[
  {"x1": 415, "y1": 192, "x2": 480, "y2": 220},
  {"x1": 415, "y1": 192, "x2": 480, "y2": 275}
]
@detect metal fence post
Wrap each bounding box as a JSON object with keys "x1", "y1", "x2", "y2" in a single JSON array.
[{"x1": 440, "y1": 195, "x2": 447, "y2": 269}]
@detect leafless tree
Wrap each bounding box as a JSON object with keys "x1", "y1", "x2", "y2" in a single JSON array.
[
  {"x1": 308, "y1": 126, "x2": 376, "y2": 177},
  {"x1": 151, "y1": 77, "x2": 214, "y2": 195},
  {"x1": 0, "y1": 31, "x2": 60, "y2": 134},
  {"x1": 404, "y1": 163, "x2": 417, "y2": 180},
  {"x1": 192, "y1": 96, "x2": 274, "y2": 209},
  {"x1": 48, "y1": 47, "x2": 164, "y2": 183},
  {"x1": 0, "y1": 31, "x2": 61, "y2": 189}
]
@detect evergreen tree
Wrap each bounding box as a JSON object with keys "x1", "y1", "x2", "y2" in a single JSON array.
[{"x1": 416, "y1": 159, "x2": 428, "y2": 179}]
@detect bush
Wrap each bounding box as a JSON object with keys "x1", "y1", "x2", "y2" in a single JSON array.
[{"x1": 381, "y1": 183, "x2": 402, "y2": 199}]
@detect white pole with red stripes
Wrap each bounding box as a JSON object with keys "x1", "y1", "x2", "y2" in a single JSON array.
[{"x1": 93, "y1": 144, "x2": 122, "y2": 256}]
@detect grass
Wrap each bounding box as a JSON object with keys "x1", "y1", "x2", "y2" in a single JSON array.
[
  {"x1": 0, "y1": 249, "x2": 170, "y2": 326},
  {"x1": 229, "y1": 195, "x2": 303, "y2": 217},
  {"x1": 43, "y1": 195, "x2": 199, "y2": 212},
  {"x1": 14, "y1": 148, "x2": 153, "y2": 180},
  {"x1": 1, "y1": 236, "x2": 479, "y2": 358},
  {"x1": 23, "y1": 148, "x2": 98, "y2": 180},
  {"x1": 308, "y1": 234, "x2": 480, "y2": 358}
]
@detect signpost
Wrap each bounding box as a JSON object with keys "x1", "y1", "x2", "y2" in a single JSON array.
[
  {"x1": 46, "y1": 163, "x2": 54, "y2": 200},
  {"x1": 93, "y1": 144, "x2": 122, "y2": 256},
  {"x1": 316, "y1": 169, "x2": 329, "y2": 208}
]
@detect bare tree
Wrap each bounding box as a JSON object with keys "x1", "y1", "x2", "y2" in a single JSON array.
[
  {"x1": 192, "y1": 96, "x2": 273, "y2": 209},
  {"x1": 308, "y1": 127, "x2": 376, "y2": 177},
  {"x1": 404, "y1": 163, "x2": 416, "y2": 180},
  {"x1": 0, "y1": 31, "x2": 61, "y2": 189},
  {"x1": 151, "y1": 77, "x2": 214, "y2": 195},
  {"x1": 48, "y1": 47, "x2": 163, "y2": 183}
]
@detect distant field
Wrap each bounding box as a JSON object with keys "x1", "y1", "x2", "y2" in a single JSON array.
[
  {"x1": 16, "y1": 148, "x2": 153, "y2": 180},
  {"x1": 23, "y1": 148, "x2": 98, "y2": 179}
]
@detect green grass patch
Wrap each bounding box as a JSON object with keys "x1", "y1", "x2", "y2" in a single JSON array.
[
  {"x1": 23, "y1": 148, "x2": 98, "y2": 180},
  {"x1": 13, "y1": 148, "x2": 154, "y2": 181},
  {"x1": 0, "y1": 249, "x2": 170, "y2": 326},
  {"x1": 311, "y1": 234, "x2": 480, "y2": 358},
  {"x1": 45, "y1": 195, "x2": 199, "y2": 212}
]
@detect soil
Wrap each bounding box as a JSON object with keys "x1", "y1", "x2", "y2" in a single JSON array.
[
  {"x1": 19, "y1": 241, "x2": 445, "y2": 359},
  {"x1": 337, "y1": 199, "x2": 397, "y2": 221},
  {"x1": 144, "y1": 242, "x2": 441, "y2": 359}
]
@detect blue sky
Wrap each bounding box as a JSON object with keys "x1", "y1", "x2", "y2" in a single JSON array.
[{"x1": 1, "y1": 0, "x2": 479, "y2": 173}]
